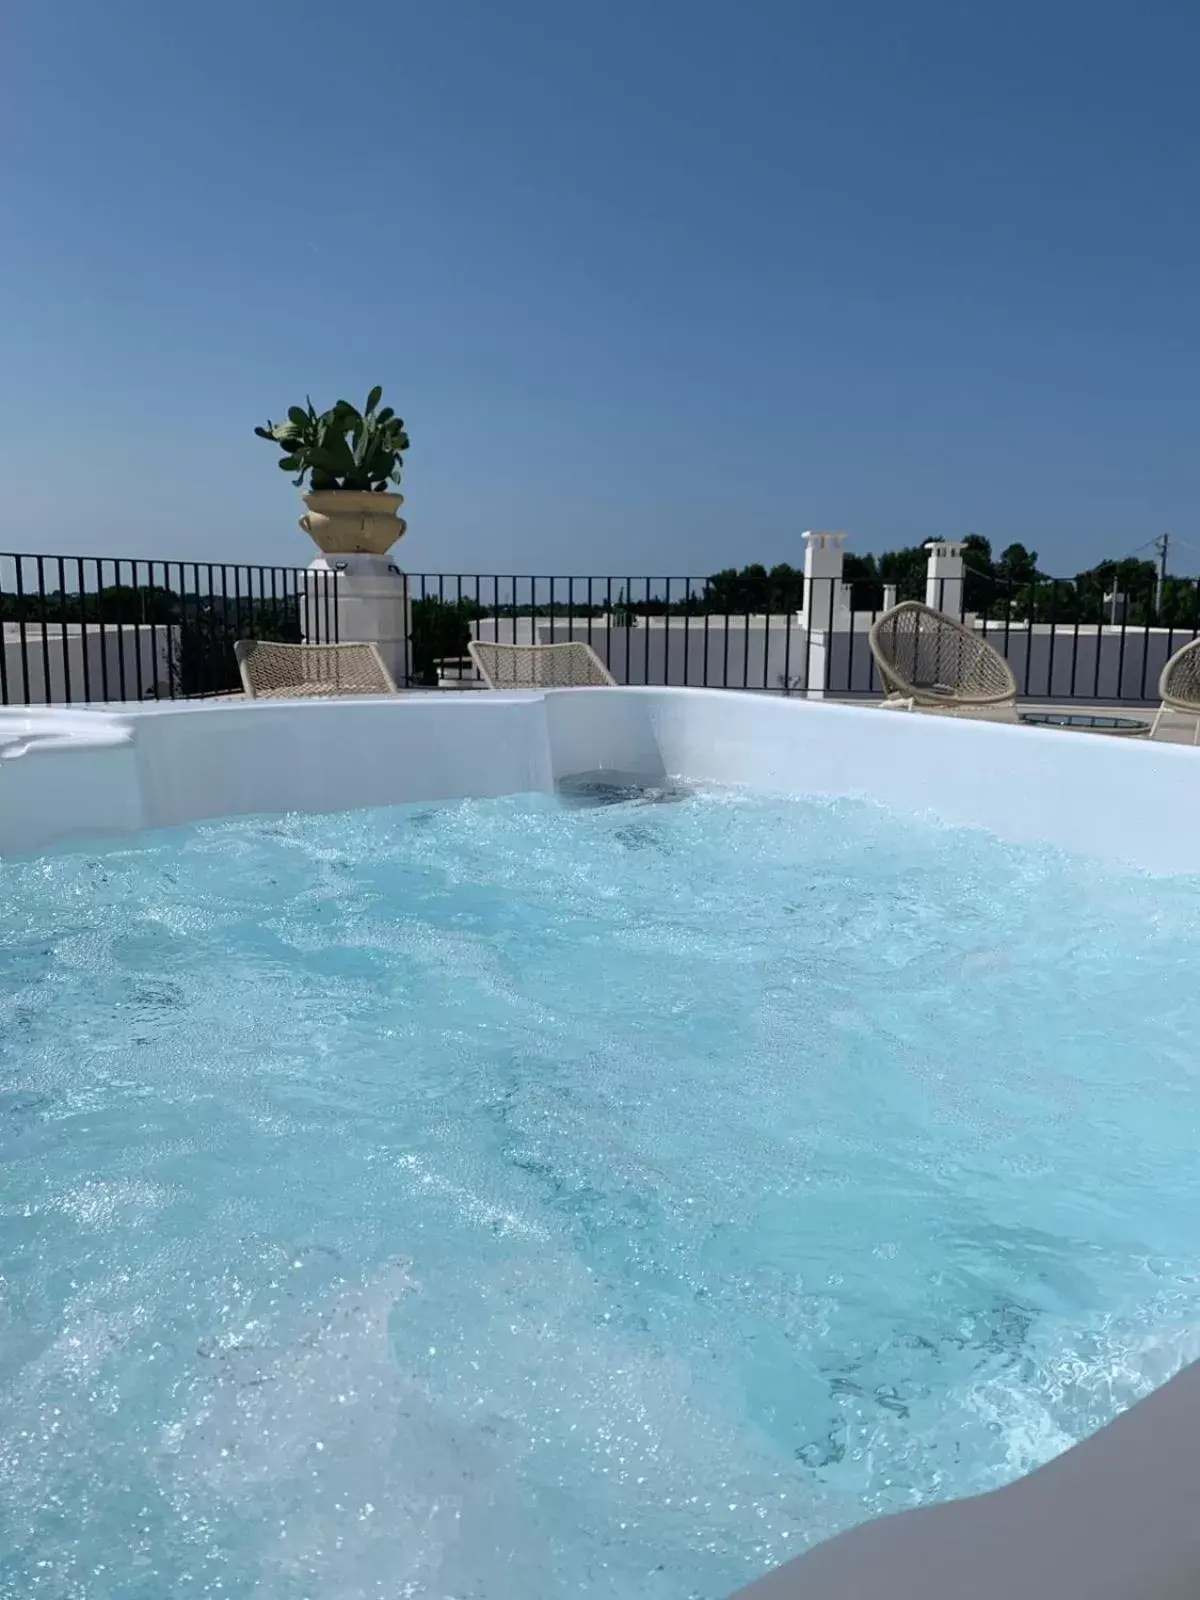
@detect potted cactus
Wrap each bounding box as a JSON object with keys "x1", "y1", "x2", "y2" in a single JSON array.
[{"x1": 255, "y1": 386, "x2": 410, "y2": 554}]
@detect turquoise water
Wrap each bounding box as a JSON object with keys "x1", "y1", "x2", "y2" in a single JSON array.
[{"x1": 3, "y1": 787, "x2": 1200, "y2": 1599}]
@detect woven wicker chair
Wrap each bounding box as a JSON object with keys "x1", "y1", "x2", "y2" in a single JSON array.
[
  {"x1": 467, "y1": 640, "x2": 616, "y2": 690},
  {"x1": 868, "y1": 601, "x2": 1019, "y2": 721},
  {"x1": 1151, "y1": 636, "x2": 1200, "y2": 742},
  {"x1": 233, "y1": 639, "x2": 400, "y2": 699}
]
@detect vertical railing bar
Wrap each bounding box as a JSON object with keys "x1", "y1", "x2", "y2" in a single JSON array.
[
  {"x1": 205, "y1": 563, "x2": 217, "y2": 697},
  {"x1": 35, "y1": 556, "x2": 53, "y2": 703},
  {"x1": 1001, "y1": 577, "x2": 1013, "y2": 694},
  {"x1": 232, "y1": 564, "x2": 244, "y2": 654},
  {"x1": 1069, "y1": 600, "x2": 1081, "y2": 699},
  {"x1": 0, "y1": 559, "x2": 12, "y2": 705},
  {"x1": 824, "y1": 578, "x2": 834, "y2": 697},
  {"x1": 166, "y1": 562, "x2": 182, "y2": 698},
  {"x1": 722, "y1": 584, "x2": 730, "y2": 687},
  {"x1": 219, "y1": 564, "x2": 231, "y2": 696},
  {"x1": 183, "y1": 562, "x2": 197, "y2": 698},
  {"x1": 269, "y1": 566, "x2": 281, "y2": 670},
  {"x1": 761, "y1": 581, "x2": 770, "y2": 691},
  {"x1": 146, "y1": 560, "x2": 161, "y2": 699},
  {"x1": 0, "y1": 559, "x2": 8, "y2": 705},
  {"x1": 454, "y1": 573, "x2": 463, "y2": 681},
  {"x1": 1091, "y1": 583, "x2": 1103, "y2": 700},
  {"x1": 113, "y1": 560, "x2": 128, "y2": 701},
  {"x1": 1138, "y1": 583, "x2": 1153, "y2": 701},
  {"x1": 803, "y1": 579, "x2": 814, "y2": 703},
  {"x1": 15, "y1": 557, "x2": 32, "y2": 703},
  {"x1": 624, "y1": 577, "x2": 633, "y2": 682},
  {"x1": 845, "y1": 580, "x2": 856, "y2": 697},
  {"x1": 130, "y1": 560, "x2": 145, "y2": 700},
  {"x1": 781, "y1": 586, "x2": 793, "y2": 695},
  {"x1": 682, "y1": 579, "x2": 691, "y2": 687},
  {"x1": 664, "y1": 577, "x2": 672, "y2": 686},
  {"x1": 1044, "y1": 580, "x2": 1058, "y2": 700},
  {"x1": 96, "y1": 559, "x2": 110, "y2": 701},
  {"x1": 437, "y1": 572, "x2": 446, "y2": 681},
  {"x1": 75, "y1": 557, "x2": 91, "y2": 703},
  {"x1": 1116, "y1": 593, "x2": 1129, "y2": 701},
  {"x1": 1020, "y1": 576, "x2": 1033, "y2": 698},
  {"x1": 55, "y1": 555, "x2": 72, "y2": 704},
  {"x1": 643, "y1": 578, "x2": 652, "y2": 684},
  {"x1": 473, "y1": 574, "x2": 482, "y2": 683}
]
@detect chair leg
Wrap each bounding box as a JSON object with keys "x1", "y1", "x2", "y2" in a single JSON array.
[{"x1": 1149, "y1": 704, "x2": 1166, "y2": 741}]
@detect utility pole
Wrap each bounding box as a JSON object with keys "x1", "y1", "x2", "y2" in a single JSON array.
[{"x1": 1154, "y1": 534, "x2": 1169, "y2": 617}]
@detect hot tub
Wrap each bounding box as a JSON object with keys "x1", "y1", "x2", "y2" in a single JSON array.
[{"x1": 2, "y1": 689, "x2": 1199, "y2": 1600}]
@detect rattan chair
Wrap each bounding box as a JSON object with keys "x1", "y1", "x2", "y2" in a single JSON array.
[
  {"x1": 1151, "y1": 636, "x2": 1200, "y2": 742},
  {"x1": 467, "y1": 640, "x2": 616, "y2": 690},
  {"x1": 233, "y1": 639, "x2": 400, "y2": 698},
  {"x1": 867, "y1": 601, "x2": 1019, "y2": 721}
]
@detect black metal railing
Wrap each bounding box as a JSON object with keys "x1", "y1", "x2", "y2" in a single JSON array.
[
  {"x1": 0, "y1": 555, "x2": 340, "y2": 703},
  {"x1": 2, "y1": 550, "x2": 1200, "y2": 706}
]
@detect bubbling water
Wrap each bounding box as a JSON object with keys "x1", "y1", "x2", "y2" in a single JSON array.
[{"x1": 2, "y1": 788, "x2": 1200, "y2": 1597}]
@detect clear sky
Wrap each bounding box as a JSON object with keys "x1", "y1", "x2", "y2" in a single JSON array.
[{"x1": 4, "y1": 0, "x2": 1197, "y2": 579}]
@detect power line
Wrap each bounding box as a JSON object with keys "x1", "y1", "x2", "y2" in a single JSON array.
[{"x1": 1117, "y1": 536, "x2": 1161, "y2": 562}]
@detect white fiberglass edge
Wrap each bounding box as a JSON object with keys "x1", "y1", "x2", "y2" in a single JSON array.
[
  {"x1": 1, "y1": 689, "x2": 1199, "y2": 870},
  {"x1": 0, "y1": 706, "x2": 133, "y2": 760}
]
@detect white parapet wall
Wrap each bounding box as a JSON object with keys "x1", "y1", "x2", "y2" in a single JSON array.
[{"x1": 2, "y1": 622, "x2": 177, "y2": 704}]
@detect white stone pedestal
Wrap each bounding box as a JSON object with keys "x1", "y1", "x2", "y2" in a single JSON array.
[{"x1": 301, "y1": 554, "x2": 413, "y2": 688}]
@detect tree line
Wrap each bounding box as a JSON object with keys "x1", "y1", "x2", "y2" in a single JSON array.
[{"x1": 701, "y1": 537, "x2": 1199, "y2": 627}]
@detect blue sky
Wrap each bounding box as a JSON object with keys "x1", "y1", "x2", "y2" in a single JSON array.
[{"x1": 4, "y1": 0, "x2": 1198, "y2": 578}]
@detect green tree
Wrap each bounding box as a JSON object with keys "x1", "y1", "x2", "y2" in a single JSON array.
[
  {"x1": 611, "y1": 586, "x2": 638, "y2": 627},
  {"x1": 995, "y1": 542, "x2": 1040, "y2": 587},
  {"x1": 700, "y1": 563, "x2": 804, "y2": 614},
  {"x1": 1157, "y1": 577, "x2": 1200, "y2": 629},
  {"x1": 1072, "y1": 559, "x2": 1157, "y2": 623},
  {"x1": 960, "y1": 534, "x2": 997, "y2": 613},
  {"x1": 877, "y1": 545, "x2": 928, "y2": 602},
  {"x1": 842, "y1": 552, "x2": 882, "y2": 610},
  {"x1": 982, "y1": 542, "x2": 1044, "y2": 619},
  {"x1": 410, "y1": 595, "x2": 488, "y2": 686}
]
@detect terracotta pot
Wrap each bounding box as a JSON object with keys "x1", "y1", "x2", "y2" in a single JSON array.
[{"x1": 299, "y1": 491, "x2": 407, "y2": 555}]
